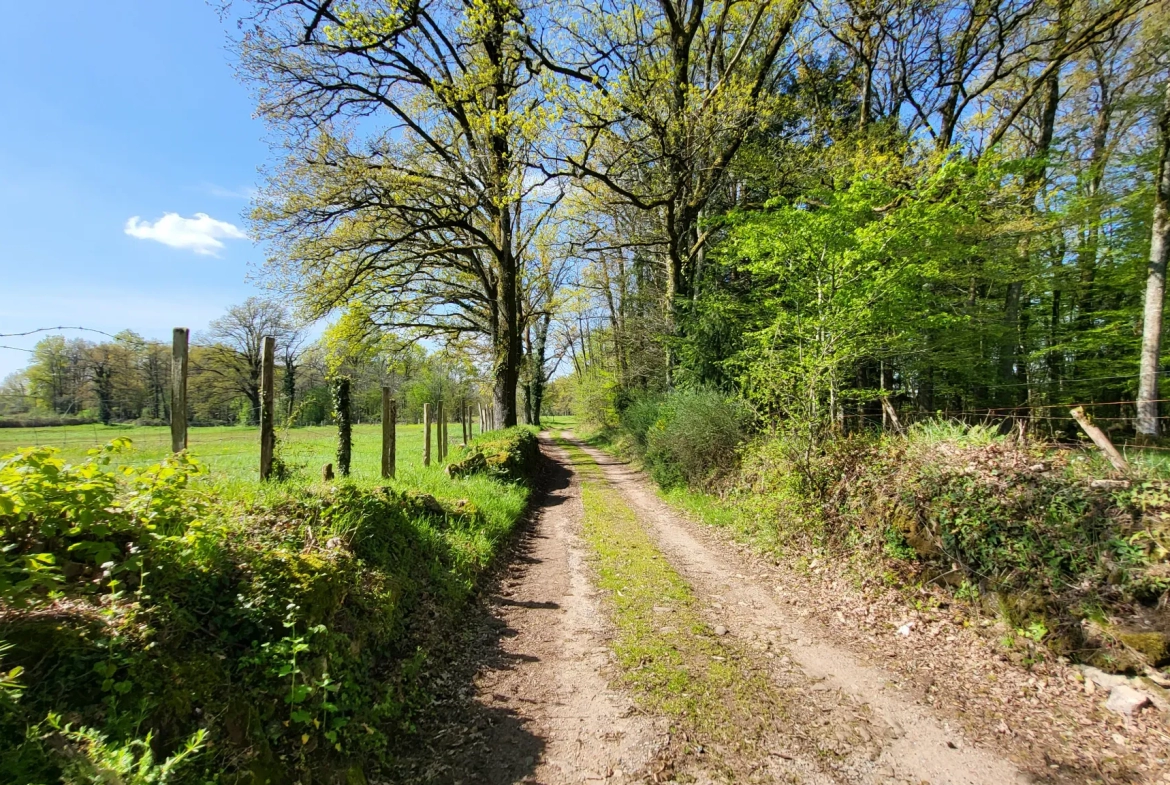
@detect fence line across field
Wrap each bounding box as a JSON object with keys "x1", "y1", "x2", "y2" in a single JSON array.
[{"x1": 2, "y1": 329, "x2": 502, "y2": 482}]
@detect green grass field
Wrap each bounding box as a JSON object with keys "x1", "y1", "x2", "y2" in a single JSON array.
[{"x1": 0, "y1": 422, "x2": 495, "y2": 500}]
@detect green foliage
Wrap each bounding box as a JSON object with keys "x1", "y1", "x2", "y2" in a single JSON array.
[
  {"x1": 701, "y1": 156, "x2": 1022, "y2": 427},
  {"x1": 331, "y1": 376, "x2": 352, "y2": 477},
  {"x1": 445, "y1": 427, "x2": 540, "y2": 484},
  {"x1": 618, "y1": 392, "x2": 664, "y2": 451},
  {"x1": 666, "y1": 421, "x2": 1170, "y2": 664},
  {"x1": 639, "y1": 389, "x2": 749, "y2": 489},
  {"x1": 51, "y1": 719, "x2": 206, "y2": 785},
  {"x1": 0, "y1": 439, "x2": 534, "y2": 783},
  {"x1": 569, "y1": 368, "x2": 619, "y2": 430},
  {"x1": 0, "y1": 439, "x2": 203, "y2": 606}
]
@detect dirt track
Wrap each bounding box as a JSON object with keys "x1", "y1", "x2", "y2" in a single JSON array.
[{"x1": 397, "y1": 433, "x2": 1167, "y2": 784}]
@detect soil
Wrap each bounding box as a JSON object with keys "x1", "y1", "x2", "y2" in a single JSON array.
[
  {"x1": 383, "y1": 433, "x2": 664, "y2": 784},
  {"x1": 390, "y1": 433, "x2": 1170, "y2": 784}
]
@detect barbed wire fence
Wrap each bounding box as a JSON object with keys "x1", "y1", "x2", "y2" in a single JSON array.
[{"x1": 5, "y1": 326, "x2": 1170, "y2": 474}]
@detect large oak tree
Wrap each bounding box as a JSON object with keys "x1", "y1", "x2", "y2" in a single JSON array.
[{"x1": 239, "y1": 0, "x2": 554, "y2": 426}]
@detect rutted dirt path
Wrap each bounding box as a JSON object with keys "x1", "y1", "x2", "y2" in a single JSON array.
[
  {"x1": 469, "y1": 437, "x2": 664, "y2": 783},
  {"x1": 405, "y1": 433, "x2": 1165, "y2": 784},
  {"x1": 567, "y1": 434, "x2": 1028, "y2": 785}
]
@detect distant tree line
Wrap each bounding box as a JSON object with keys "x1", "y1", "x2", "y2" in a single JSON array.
[{"x1": 0, "y1": 298, "x2": 516, "y2": 428}]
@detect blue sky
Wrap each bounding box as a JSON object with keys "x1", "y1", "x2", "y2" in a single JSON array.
[{"x1": 0, "y1": 1, "x2": 270, "y2": 378}]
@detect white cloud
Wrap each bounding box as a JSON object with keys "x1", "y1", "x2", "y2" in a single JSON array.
[{"x1": 124, "y1": 212, "x2": 248, "y2": 256}]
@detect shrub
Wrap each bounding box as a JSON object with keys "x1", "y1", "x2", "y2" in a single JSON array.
[
  {"x1": 571, "y1": 369, "x2": 618, "y2": 429},
  {"x1": 643, "y1": 388, "x2": 748, "y2": 488},
  {"x1": 0, "y1": 439, "x2": 534, "y2": 783},
  {"x1": 619, "y1": 392, "x2": 664, "y2": 450},
  {"x1": 0, "y1": 415, "x2": 98, "y2": 428},
  {"x1": 445, "y1": 426, "x2": 539, "y2": 483},
  {"x1": 718, "y1": 420, "x2": 1170, "y2": 668}
]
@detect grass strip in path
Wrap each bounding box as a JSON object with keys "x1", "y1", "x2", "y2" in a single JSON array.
[{"x1": 554, "y1": 436, "x2": 791, "y2": 780}]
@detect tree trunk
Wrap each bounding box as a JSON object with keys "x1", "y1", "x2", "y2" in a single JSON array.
[
  {"x1": 283, "y1": 359, "x2": 296, "y2": 415},
  {"x1": 1137, "y1": 75, "x2": 1170, "y2": 440},
  {"x1": 529, "y1": 312, "x2": 550, "y2": 427},
  {"x1": 333, "y1": 376, "x2": 352, "y2": 477},
  {"x1": 1000, "y1": 55, "x2": 1060, "y2": 405},
  {"x1": 94, "y1": 363, "x2": 113, "y2": 425}
]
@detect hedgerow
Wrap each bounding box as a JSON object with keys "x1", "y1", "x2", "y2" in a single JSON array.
[
  {"x1": 718, "y1": 422, "x2": 1170, "y2": 669},
  {"x1": 0, "y1": 428, "x2": 537, "y2": 783}
]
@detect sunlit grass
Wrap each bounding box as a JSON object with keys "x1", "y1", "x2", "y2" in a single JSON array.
[{"x1": 0, "y1": 421, "x2": 524, "y2": 516}]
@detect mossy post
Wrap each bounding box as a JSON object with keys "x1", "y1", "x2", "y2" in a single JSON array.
[
  {"x1": 424, "y1": 403, "x2": 432, "y2": 466},
  {"x1": 170, "y1": 327, "x2": 188, "y2": 452},
  {"x1": 333, "y1": 376, "x2": 352, "y2": 477},
  {"x1": 259, "y1": 335, "x2": 276, "y2": 481},
  {"x1": 382, "y1": 386, "x2": 396, "y2": 479},
  {"x1": 437, "y1": 400, "x2": 446, "y2": 461}
]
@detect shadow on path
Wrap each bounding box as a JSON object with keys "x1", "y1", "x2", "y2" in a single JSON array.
[{"x1": 380, "y1": 445, "x2": 573, "y2": 784}]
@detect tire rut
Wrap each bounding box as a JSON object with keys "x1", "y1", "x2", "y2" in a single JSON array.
[
  {"x1": 466, "y1": 436, "x2": 665, "y2": 783},
  {"x1": 567, "y1": 433, "x2": 1028, "y2": 785}
]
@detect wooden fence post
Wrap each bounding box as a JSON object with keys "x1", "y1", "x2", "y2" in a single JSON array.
[
  {"x1": 424, "y1": 403, "x2": 432, "y2": 467},
  {"x1": 382, "y1": 386, "x2": 395, "y2": 479},
  {"x1": 170, "y1": 327, "x2": 188, "y2": 452},
  {"x1": 1070, "y1": 406, "x2": 1131, "y2": 474},
  {"x1": 462, "y1": 400, "x2": 469, "y2": 445},
  {"x1": 880, "y1": 397, "x2": 905, "y2": 435},
  {"x1": 335, "y1": 376, "x2": 352, "y2": 477},
  {"x1": 259, "y1": 335, "x2": 276, "y2": 481}
]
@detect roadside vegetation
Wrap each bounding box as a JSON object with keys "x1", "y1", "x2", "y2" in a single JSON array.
[
  {"x1": 0, "y1": 427, "x2": 538, "y2": 784},
  {"x1": 579, "y1": 390, "x2": 1170, "y2": 676}
]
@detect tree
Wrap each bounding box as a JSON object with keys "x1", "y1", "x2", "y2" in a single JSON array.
[
  {"x1": 198, "y1": 298, "x2": 303, "y2": 424},
  {"x1": 1138, "y1": 72, "x2": 1170, "y2": 438},
  {"x1": 26, "y1": 336, "x2": 90, "y2": 415},
  {"x1": 240, "y1": 0, "x2": 556, "y2": 428},
  {"x1": 536, "y1": 0, "x2": 807, "y2": 359},
  {"x1": 0, "y1": 372, "x2": 31, "y2": 417}
]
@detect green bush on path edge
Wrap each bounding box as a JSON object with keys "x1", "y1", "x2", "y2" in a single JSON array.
[{"x1": 0, "y1": 427, "x2": 539, "y2": 784}]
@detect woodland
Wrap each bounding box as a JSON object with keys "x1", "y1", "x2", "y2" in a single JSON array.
[{"x1": 238, "y1": 0, "x2": 1169, "y2": 445}]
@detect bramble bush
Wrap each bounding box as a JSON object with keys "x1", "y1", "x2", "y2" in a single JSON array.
[{"x1": 722, "y1": 421, "x2": 1170, "y2": 666}]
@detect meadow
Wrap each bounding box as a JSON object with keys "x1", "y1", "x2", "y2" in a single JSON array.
[
  {"x1": 0, "y1": 421, "x2": 466, "y2": 487},
  {"x1": 0, "y1": 421, "x2": 512, "y2": 507}
]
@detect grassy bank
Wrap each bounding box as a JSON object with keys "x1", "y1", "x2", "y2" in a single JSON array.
[{"x1": 0, "y1": 426, "x2": 538, "y2": 784}]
